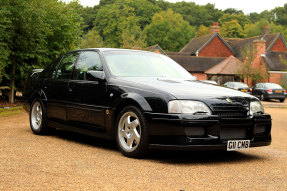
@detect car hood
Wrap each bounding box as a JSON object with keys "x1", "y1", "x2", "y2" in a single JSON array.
[{"x1": 115, "y1": 77, "x2": 258, "y2": 109}]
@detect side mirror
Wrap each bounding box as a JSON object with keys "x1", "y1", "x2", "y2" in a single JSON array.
[{"x1": 86, "y1": 70, "x2": 106, "y2": 81}]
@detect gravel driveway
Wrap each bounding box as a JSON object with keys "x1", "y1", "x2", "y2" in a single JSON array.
[{"x1": 0, "y1": 108, "x2": 286, "y2": 190}]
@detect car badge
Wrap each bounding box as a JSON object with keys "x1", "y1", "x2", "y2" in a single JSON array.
[{"x1": 226, "y1": 98, "x2": 232, "y2": 103}]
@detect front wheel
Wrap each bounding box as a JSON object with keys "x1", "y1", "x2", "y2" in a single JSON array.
[
  {"x1": 116, "y1": 106, "x2": 149, "y2": 158},
  {"x1": 30, "y1": 99, "x2": 48, "y2": 135},
  {"x1": 260, "y1": 94, "x2": 265, "y2": 101}
]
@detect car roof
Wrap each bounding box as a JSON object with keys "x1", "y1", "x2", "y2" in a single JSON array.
[
  {"x1": 227, "y1": 82, "x2": 245, "y2": 84},
  {"x1": 77, "y1": 48, "x2": 155, "y2": 54}
]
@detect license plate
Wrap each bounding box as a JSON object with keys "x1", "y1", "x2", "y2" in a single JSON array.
[
  {"x1": 241, "y1": 89, "x2": 247, "y2": 92},
  {"x1": 227, "y1": 140, "x2": 250, "y2": 151},
  {"x1": 275, "y1": 90, "x2": 282, "y2": 93}
]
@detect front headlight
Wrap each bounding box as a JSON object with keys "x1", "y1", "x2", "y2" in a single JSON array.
[
  {"x1": 250, "y1": 101, "x2": 264, "y2": 115},
  {"x1": 168, "y1": 100, "x2": 211, "y2": 115}
]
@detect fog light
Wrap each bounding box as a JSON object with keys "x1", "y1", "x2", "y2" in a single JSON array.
[
  {"x1": 184, "y1": 127, "x2": 205, "y2": 138},
  {"x1": 255, "y1": 126, "x2": 266, "y2": 134}
]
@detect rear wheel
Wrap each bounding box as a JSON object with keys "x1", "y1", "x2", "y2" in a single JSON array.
[
  {"x1": 280, "y1": 99, "x2": 285, "y2": 103},
  {"x1": 30, "y1": 99, "x2": 48, "y2": 135},
  {"x1": 116, "y1": 106, "x2": 149, "y2": 158}
]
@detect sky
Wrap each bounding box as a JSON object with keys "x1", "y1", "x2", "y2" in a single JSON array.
[{"x1": 66, "y1": 0, "x2": 286, "y2": 14}]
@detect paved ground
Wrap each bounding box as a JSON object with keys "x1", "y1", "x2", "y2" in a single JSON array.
[
  {"x1": 0, "y1": 108, "x2": 287, "y2": 190},
  {"x1": 262, "y1": 98, "x2": 287, "y2": 108}
]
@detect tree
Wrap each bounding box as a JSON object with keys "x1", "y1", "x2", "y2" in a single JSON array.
[
  {"x1": 0, "y1": 0, "x2": 83, "y2": 103},
  {"x1": 118, "y1": 0, "x2": 160, "y2": 29},
  {"x1": 244, "y1": 19, "x2": 287, "y2": 39},
  {"x1": 219, "y1": 13, "x2": 250, "y2": 28},
  {"x1": 144, "y1": 9, "x2": 195, "y2": 51},
  {"x1": 94, "y1": 3, "x2": 146, "y2": 48},
  {"x1": 245, "y1": 19, "x2": 270, "y2": 37},
  {"x1": 0, "y1": 3, "x2": 11, "y2": 83},
  {"x1": 119, "y1": 16, "x2": 147, "y2": 49},
  {"x1": 239, "y1": 46, "x2": 268, "y2": 85},
  {"x1": 270, "y1": 23, "x2": 287, "y2": 39},
  {"x1": 80, "y1": 29, "x2": 104, "y2": 48},
  {"x1": 171, "y1": 2, "x2": 223, "y2": 27},
  {"x1": 154, "y1": 0, "x2": 171, "y2": 11},
  {"x1": 247, "y1": 12, "x2": 261, "y2": 23},
  {"x1": 220, "y1": 20, "x2": 245, "y2": 38},
  {"x1": 196, "y1": 25, "x2": 210, "y2": 37},
  {"x1": 81, "y1": 6, "x2": 99, "y2": 33},
  {"x1": 272, "y1": 4, "x2": 287, "y2": 26},
  {"x1": 224, "y1": 8, "x2": 243, "y2": 15}
]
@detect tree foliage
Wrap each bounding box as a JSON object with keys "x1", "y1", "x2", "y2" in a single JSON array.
[
  {"x1": 171, "y1": 2, "x2": 223, "y2": 27},
  {"x1": 244, "y1": 19, "x2": 270, "y2": 37},
  {"x1": 219, "y1": 13, "x2": 250, "y2": 28},
  {"x1": 220, "y1": 20, "x2": 245, "y2": 38},
  {"x1": 94, "y1": 2, "x2": 146, "y2": 48},
  {"x1": 273, "y1": 4, "x2": 287, "y2": 26},
  {"x1": 196, "y1": 25, "x2": 210, "y2": 37},
  {"x1": 224, "y1": 8, "x2": 243, "y2": 15},
  {"x1": 244, "y1": 19, "x2": 287, "y2": 39},
  {"x1": 239, "y1": 46, "x2": 268, "y2": 85},
  {"x1": 80, "y1": 29, "x2": 104, "y2": 48},
  {"x1": 0, "y1": 0, "x2": 83, "y2": 103},
  {"x1": 144, "y1": 9, "x2": 195, "y2": 51},
  {"x1": 0, "y1": 2, "x2": 11, "y2": 82}
]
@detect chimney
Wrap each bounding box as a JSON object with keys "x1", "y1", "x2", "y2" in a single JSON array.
[
  {"x1": 252, "y1": 39, "x2": 266, "y2": 68},
  {"x1": 211, "y1": 22, "x2": 220, "y2": 33},
  {"x1": 262, "y1": 25, "x2": 270, "y2": 35}
]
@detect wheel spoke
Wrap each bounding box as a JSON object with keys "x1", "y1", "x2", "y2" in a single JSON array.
[
  {"x1": 130, "y1": 119, "x2": 139, "y2": 129},
  {"x1": 132, "y1": 128, "x2": 140, "y2": 144},
  {"x1": 125, "y1": 115, "x2": 131, "y2": 127},
  {"x1": 121, "y1": 129, "x2": 126, "y2": 138},
  {"x1": 126, "y1": 137, "x2": 133, "y2": 148}
]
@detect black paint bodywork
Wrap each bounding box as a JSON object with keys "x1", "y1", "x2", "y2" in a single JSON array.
[{"x1": 23, "y1": 49, "x2": 272, "y2": 150}]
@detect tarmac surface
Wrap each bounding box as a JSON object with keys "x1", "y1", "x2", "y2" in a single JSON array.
[{"x1": 0, "y1": 108, "x2": 286, "y2": 190}]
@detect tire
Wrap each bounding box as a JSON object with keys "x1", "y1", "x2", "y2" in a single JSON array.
[
  {"x1": 115, "y1": 105, "x2": 149, "y2": 158},
  {"x1": 280, "y1": 99, "x2": 285, "y2": 103},
  {"x1": 29, "y1": 99, "x2": 48, "y2": 135}
]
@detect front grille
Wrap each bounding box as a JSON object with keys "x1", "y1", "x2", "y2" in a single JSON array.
[{"x1": 213, "y1": 111, "x2": 248, "y2": 118}]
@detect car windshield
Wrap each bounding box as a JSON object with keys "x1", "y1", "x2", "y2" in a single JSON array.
[
  {"x1": 233, "y1": 83, "x2": 249, "y2": 88},
  {"x1": 264, "y1": 83, "x2": 282, "y2": 89},
  {"x1": 103, "y1": 51, "x2": 193, "y2": 79}
]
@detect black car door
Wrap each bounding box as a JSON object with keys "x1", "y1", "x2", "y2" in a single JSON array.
[
  {"x1": 44, "y1": 52, "x2": 79, "y2": 121},
  {"x1": 66, "y1": 51, "x2": 106, "y2": 131}
]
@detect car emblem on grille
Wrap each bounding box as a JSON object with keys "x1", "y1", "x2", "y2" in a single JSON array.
[{"x1": 226, "y1": 98, "x2": 232, "y2": 103}]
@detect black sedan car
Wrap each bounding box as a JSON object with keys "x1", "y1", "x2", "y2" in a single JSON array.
[
  {"x1": 224, "y1": 82, "x2": 251, "y2": 94},
  {"x1": 23, "y1": 49, "x2": 271, "y2": 158},
  {"x1": 252, "y1": 83, "x2": 286, "y2": 102}
]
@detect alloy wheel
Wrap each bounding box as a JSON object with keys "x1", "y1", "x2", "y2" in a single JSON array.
[
  {"x1": 31, "y1": 101, "x2": 43, "y2": 130},
  {"x1": 118, "y1": 112, "x2": 141, "y2": 152}
]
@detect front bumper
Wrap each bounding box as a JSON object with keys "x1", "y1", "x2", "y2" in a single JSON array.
[{"x1": 145, "y1": 113, "x2": 271, "y2": 150}]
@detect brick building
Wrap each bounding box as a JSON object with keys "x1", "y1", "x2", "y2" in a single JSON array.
[{"x1": 147, "y1": 23, "x2": 287, "y2": 87}]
